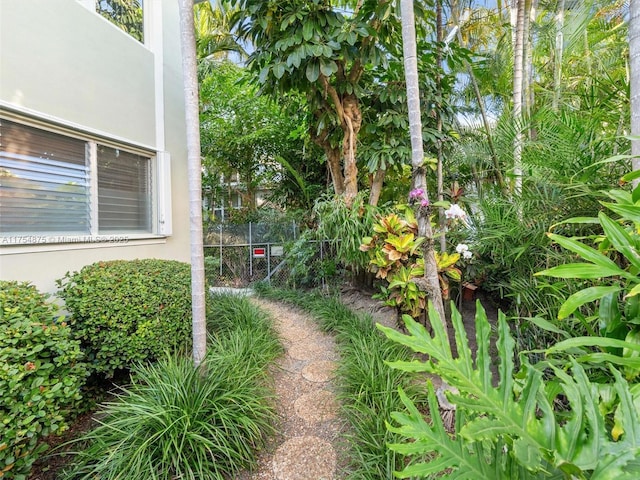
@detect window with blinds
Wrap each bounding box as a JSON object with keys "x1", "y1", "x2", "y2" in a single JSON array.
[
  {"x1": 0, "y1": 120, "x2": 90, "y2": 234},
  {"x1": 0, "y1": 118, "x2": 153, "y2": 239},
  {"x1": 98, "y1": 145, "x2": 151, "y2": 232}
]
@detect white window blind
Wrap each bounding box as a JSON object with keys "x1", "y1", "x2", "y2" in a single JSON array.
[
  {"x1": 0, "y1": 117, "x2": 157, "y2": 240},
  {"x1": 98, "y1": 145, "x2": 151, "y2": 232},
  {"x1": 0, "y1": 119, "x2": 90, "y2": 234}
]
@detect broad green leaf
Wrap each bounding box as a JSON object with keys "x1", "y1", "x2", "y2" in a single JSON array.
[
  {"x1": 524, "y1": 317, "x2": 571, "y2": 339},
  {"x1": 598, "y1": 213, "x2": 638, "y2": 261},
  {"x1": 513, "y1": 438, "x2": 542, "y2": 471},
  {"x1": 599, "y1": 291, "x2": 622, "y2": 335},
  {"x1": 557, "y1": 286, "x2": 622, "y2": 320},
  {"x1": 547, "y1": 233, "x2": 625, "y2": 272},
  {"x1": 626, "y1": 283, "x2": 640, "y2": 298},
  {"x1": 575, "y1": 353, "x2": 640, "y2": 370},
  {"x1": 319, "y1": 59, "x2": 338, "y2": 77},
  {"x1": 536, "y1": 263, "x2": 629, "y2": 279},
  {"x1": 547, "y1": 337, "x2": 640, "y2": 356},
  {"x1": 258, "y1": 66, "x2": 270, "y2": 83},
  {"x1": 273, "y1": 63, "x2": 285, "y2": 79},
  {"x1": 604, "y1": 190, "x2": 633, "y2": 205},
  {"x1": 305, "y1": 61, "x2": 320, "y2": 82},
  {"x1": 302, "y1": 21, "x2": 313, "y2": 41},
  {"x1": 622, "y1": 170, "x2": 640, "y2": 183},
  {"x1": 602, "y1": 202, "x2": 640, "y2": 224},
  {"x1": 550, "y1": 216, "x2": 599, "y2": 230}
]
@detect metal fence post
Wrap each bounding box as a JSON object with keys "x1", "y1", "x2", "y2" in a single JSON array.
[
  {"x1": 320, "y1": 240, "x2": 325, "y2": 290},
  {"x1": 249, "y1": 222, "x2": 253, "y2": 278},
  {"x1": 267, "y1": 239, "x2": 271, "y2": 285},
  {"x1": 219, "y1": 224, "x2": 223, "y2": 277}
]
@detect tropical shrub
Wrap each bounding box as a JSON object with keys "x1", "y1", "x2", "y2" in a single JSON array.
[
  {"x1": 360, "y1": 204, "x2": 461, "y2": 318},
  {"x1": 284, "y1": 231, "x2": 340, "y2": 288},
  {"x1": 62, "y1": 293, "x2": 281, "y2": 480},
  {"x1": 536, "y1": 178, "x2": 640, "y2": 380},
  {"x1": 204, "y1": 255, "x2": 221, "y2": 286},
  {"x1": 379, "y1": 303, "x2": 640, "y2": 479},
  {"x1": 312, "y1": 192, "x2": 380, "y2": 276},
  {"x1": 57, "y1": 259, "x2": 193, "y2": 377},
  {"x1": 0, "y1": 281, "x2": 87, "y2": 479}
]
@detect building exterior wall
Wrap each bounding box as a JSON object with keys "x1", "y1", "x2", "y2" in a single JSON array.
[{"x1": 0, "y1": 0, "x2": 191, "y2": 294}]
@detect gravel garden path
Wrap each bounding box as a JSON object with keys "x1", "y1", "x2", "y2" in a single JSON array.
[{"x1": 237, "y1": 298, "x2": 346, "y2": 480}]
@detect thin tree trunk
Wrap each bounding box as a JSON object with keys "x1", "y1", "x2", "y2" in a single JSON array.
[
  {"x1": 552, "y1": 0, "x2": 565, "y2": 111},
  {"x1": 400, "y1": 0, "x2": 448, "y2": 332},
  {"x1": 342, "y1": 95, "x2": 362, "y2": 207},
  {"x1": 369, "y1": 169, "x2": 386, "y2": 206},
  {"x1": 632, "y1": 0, "x2": 640, "y2": 183},
  {"x1": 510, "y1": 0, "x2": 518, "y2": 49},
  {"x1": 178, "y1": 0, "x2": 207, "y2": 367},
  {"x1": 523, "y1": 0, "x2": 535, "y2": 119},
  {"x1": 436, "y1": 0, "x2": 446, "y2": 253},
  {"x1": 513, "y1": 0, "x2": 526, "y2": 195}
]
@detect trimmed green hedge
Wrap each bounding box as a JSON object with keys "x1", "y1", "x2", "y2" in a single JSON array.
[
  {"x1": 57, "y1": 259, "x2": 193, "y2": 377},
  {"x1": 0, "y1": 281, "x2": 87, "y2": 479}
]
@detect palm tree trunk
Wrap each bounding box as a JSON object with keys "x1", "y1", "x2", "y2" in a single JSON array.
[
  {"x1": 552, "y1": 0, "x2": 565, "y2": 111},
  {"x1": 400, "y1": 0, "x2": 447, "y2": 332},
  {"x1": 523, "y1": 0, "x2": 536, "y2": 118},
  {"x1": 436, "y1": 0, "x2": 446, "y2": 253},
  {"x1": 631, "y1": 0, "x2": 640, "y2": 183},
  {"x1": 513, "y1": 0, "x2": 526, "y2": 195},
  {"x1": 178, "y1": 0, "x2": 207, "y2": 367}
]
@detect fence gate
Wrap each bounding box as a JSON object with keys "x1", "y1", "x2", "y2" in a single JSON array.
[{"x1": 204, "y1": 222, "x2": 327, "y2": 289}]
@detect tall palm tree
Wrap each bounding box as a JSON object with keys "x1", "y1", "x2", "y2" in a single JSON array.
[
  {"x1": 399, "y1": 0, "x2": 447, "y2": 332},
  {"x1": 194, "y1": 0, "x2": 247, "y2": 61},
  {"x1": 178, "y1": 0, "x2": 207, "y2": 366}
]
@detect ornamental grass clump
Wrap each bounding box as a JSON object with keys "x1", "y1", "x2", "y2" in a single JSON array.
[{"x1": 61, "y1": 294, "x2": 281, "y2": 480}]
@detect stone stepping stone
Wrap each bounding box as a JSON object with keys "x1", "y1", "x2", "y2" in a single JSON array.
[
  {"x1": 294, "y1": 390, "x2": 338, "y2": 423},
  {"x1": 278, "y1": 325, "x2": 312, "y2": 342},
  {"x1": 288, "y1": 341, "x2": 328, "y2": 361},
  {"x1": 272, "y1": 436, "x2": 336, "y2": 480},
  {"x1": 301, "y1": 360, "x2": 337, "y2": 383},
  {"x1": 278, "y1": 354, "x2": 307, "y2": 374}
]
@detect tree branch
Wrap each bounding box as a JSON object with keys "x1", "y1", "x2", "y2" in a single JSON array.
[{"x1": 320, "y1": 74, "x2": 346, "y2": 126}]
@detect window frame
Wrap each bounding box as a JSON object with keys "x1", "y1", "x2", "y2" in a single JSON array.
[{"x1": 0, "y1": 114, "x2": 168, "y2": 246}]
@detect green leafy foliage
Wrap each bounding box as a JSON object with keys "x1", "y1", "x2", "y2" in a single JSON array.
[
  {"x1": 96, "y1": 0, "x2": 143, "y2": 42},
  {"x1": 312, "y1": 192, "x2": 380, "y2": 274},
  {"x1": 61, "y1": 293, "x2": 281, "y2": 480},
  {"x1": 379, "y1": 302, "x2": 640, "y2": 478},
  {"x1": 199, "y1": 60, "x2": 322, "y2": 217},
  {"x1": 536, "y1": 181, "x2": 640, "y2": 378},
  {"x1": 0, "y1": 281, "x2": 87, "y2": 480},
  {"x1": 56, "y1": 259, "x2": 193, "y2": 377},
  {"x1": 361, "y1": 205, "x2": 460, "y2": 317}
]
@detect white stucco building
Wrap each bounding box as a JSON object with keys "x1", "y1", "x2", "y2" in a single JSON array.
[{"x1": 0, "y1": 0, "x2": 191, "y2": 293}]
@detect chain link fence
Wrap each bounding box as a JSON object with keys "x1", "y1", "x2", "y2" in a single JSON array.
[{"x1": 204, "y1": 222, "x2": 332, "y2": 289}]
